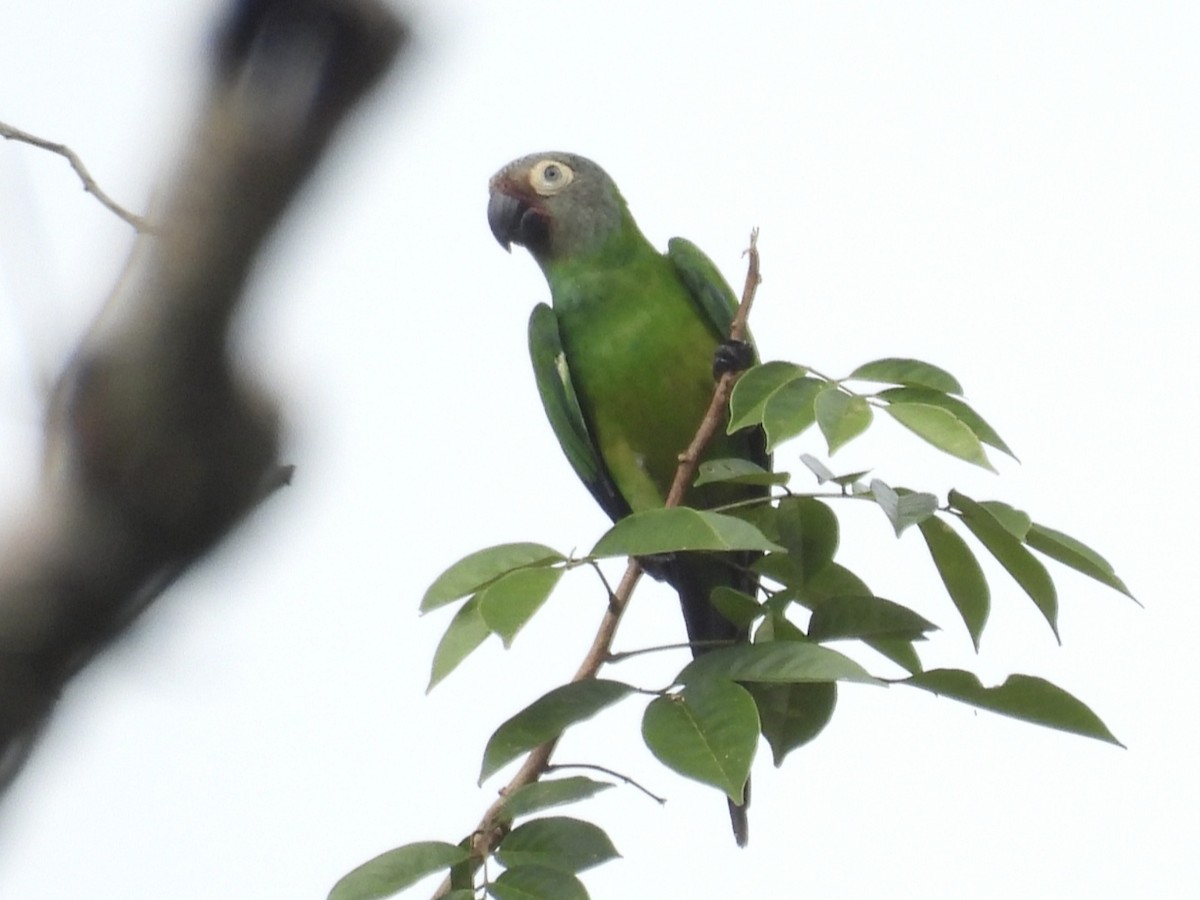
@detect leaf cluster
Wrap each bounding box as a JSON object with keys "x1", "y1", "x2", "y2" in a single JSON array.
[{"x1": 330, "y1": 358, "x2": 1134, "y2": 900}]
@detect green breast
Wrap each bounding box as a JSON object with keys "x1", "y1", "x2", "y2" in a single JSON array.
[{"x1": 548, "y1": 249, "x2": 749, "y2": 513}]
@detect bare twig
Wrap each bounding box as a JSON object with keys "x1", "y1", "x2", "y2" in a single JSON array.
[
  {"x1": 546, "y1": 762, "x2": 668, "y2": 805},
  {"x1": 433, "y1": 229, "x2": 763, "y2": 897},
  {"x1": 0, "y1": 120, "x2": 152, "y2": 232}
]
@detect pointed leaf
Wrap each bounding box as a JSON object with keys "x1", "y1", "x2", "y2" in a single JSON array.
[
  {"x1": 902, "y1": 669, "x2": 1122, "y2": 746},
  {"x1": 797, "y1": 565, "x2": 923, "y2": 672},
  {"x1": 590, "y1": 508, "x2": 782, "y2": 557},
  {"x1": 728, "y1": 361, "x2": 809, "y2": 432},
  {"x1": 849, "y1": 358, "x2": 963, "y2": 394},
  {"x1": 428, "y1": 596, "x2": 490, "y2": 691},
  {"x1": 642, "y1": 680, "x2": 758, "y2": 802},
  {"x1": 754, "y1": 605, "x2": 809, "y2": 643},
  {"x1": 877, "y1": 386, "x2": 1015, "y2": 458},
  {"x1": 1026, "y1": 523, "x2": 1135, "y2": 599},
  {"x1": 808, "y1": 595, "x2": 938, "y2": 642},
  {"x1": 798, "y1": 454, "x2": 871, "y2": 487},
  {"x1": 678, "y1": 641, "x2": 880, "y2": 685},
  {"x1": 422, "y1": 543, "x2": 564, "y2": 612},
  {"x1": 774, "y1": 496, "x2": 839, "y2": 582},
  {"x1": 489, "y1": 866, "x2": 589, "y2": 900},
  {"x1": 815, "y1": 388, "x2": 873, "y2": 454},
  {"x1": 710, "y1": 586, "x2": 764, "y2": 630},
  {"x1": 695, "y1": 457, "x2": 790, "y2": 487},
  {"x1": 869, "y1": 479, "x2": 938, "y2": 536},
  {"x1": 744, "y1": 681, "x2": 837, "y2": 767},
  {"x1": 499, "y1": 778, "x2": 615, "y2": 822},
  {"x1": 918, "y1": 516, "x2": 990, "y2": 649},
  {"x1": 762, "y1": 376, "x2": 826, "y2": 450},
  {"x1": 478, "y1": 566, "x2": 566, "y2": 647},
  {"x1": 480, "y1": 681, "x2": 635, "y2": 783},
  {"x1": 980, "y1": 500, "x2": 1031, "y2": 539},
  {"x1": 799, "y1": 453, "x2": 836, "y2": 483},
  {"x1": 951, "y1": 491, "x2": 1059, "y2": 641},
  {"x1": 496, "y1": 817, "x2": 619, "y2": 873},
  {"x1": 886, "y1": 402, "x2": 994, "y2": 470},
  {"x1": 328, "y1": 841, "x2": 470, "y2": 900},
  {"x1": 865, "y1": 637, "x2": 924, "y2": 675}
]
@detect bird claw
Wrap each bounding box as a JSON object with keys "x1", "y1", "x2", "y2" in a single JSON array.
[{"x1": 712, "y1": 339, "x2": 754, "y2": 380}]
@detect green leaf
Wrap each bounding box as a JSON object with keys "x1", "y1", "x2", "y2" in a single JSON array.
[
  {"x1": 902, "y1": 669, "x2": 1123, "y2": 746},
  {"x1": 678, "y1": 642, "x2": 880, "y2": 686},
  {"x1": 798, "y1": 453, "x2": 835, "y2": 483},
  {"x1": 710, "y1": 586, "x2": 764, "y2": 630},
  {"x1": 762, "y1": 376, "x2": 826, "y2": 451},
  {"x1": 480, "y1": 680, "x2": 635, "y2": 783},
  {"x1": 849, "y1": 358, "x2": 964, "y2": 394},
  {"x1": 979, "y1": 500, "x2": 1031, "y2": 539},
  {"x1": 590, "y1": 508, "x2": 782, "y2": 558},
  {"x1": 498, "y1": 778, "x2": 615, "y2": 822},
  {"x1": 1026, "y1": 524, "x2": 1135, "y2": 599},
  {"x1": 422, "y1": 543, "x2": 565, "y2": 612},
  {"x1": 752, "y1": 595, "x2": 809, "y2": 642},
  {"x1": 798, "y1": 454, "x2": 872, "y2": 488},
  {"x1": 918, "y1": 516, "x2": 990, "y2": 649},
  {"x1": 795, "y1": 565, "x2": 923, "y2": 672},
  {"x1": 869, "y1": 479, "x2": 939, "y2": 536},
  {"x1": 428, "y1": 596, "x2": 490, "y2": 691},
  {"x1": 328, "y1": 841, "x2": 470, "y2": 900},
  {"x1": 695, "y1": 457, "x2": 790, "y2": 487},
  {"x1": 727, "y1": 361, "x2": 808, "y2": 432},
  {"x1": 496, "y1": 817, "x2": 619, "y2": 873},
  {"x1": 865, "y1": 637, "x2": 924, "y2": 675},
  {"x1": 877, "y1": 386, "x2": 1015, "y2": 458},
  {"x1": 885, "y1": 402, "x2": 995, "y2": 470},
  {"x1": 808, "y1": 595, "x2": 938, "y2": 642},
  {"x1": 774, "y1": 496, "x2": 839, "y2": 582},
  {"x1": 642, "y1": 680, "x2": 758, "y2": 802},
  {"x1": 950, "y1": 491, "x2": 1059, "y2": 641},
  {"x1": 744, "y1": 681, "x2": 837, "y2": 767},
  {"x1": 478, "y1": 566, "x2": 566, "y2": 648},
  {"x1": 488, "y1": 866, "x2": 589, "y2": 900},
  {"x1": 815, "y1": 388, "x2": 873, "y2": 454}
]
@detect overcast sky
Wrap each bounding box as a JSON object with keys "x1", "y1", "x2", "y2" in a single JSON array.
[{"x1": 0, "y1": 2, "x2": 1196, "y2": 898}]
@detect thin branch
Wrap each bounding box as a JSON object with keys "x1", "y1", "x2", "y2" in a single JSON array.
[
  {"x1": 606, "y1": 638, "x2": 736, "y2": 664},
  {"x1": 432, "y1": 229, "x2": 763, "y2": 897},
  {"x1": 0, "y1": 119, "x2": 152, "y2": 232},
  {"x1": 546, "y1": 762, "x2": 668, "y2": 805}
]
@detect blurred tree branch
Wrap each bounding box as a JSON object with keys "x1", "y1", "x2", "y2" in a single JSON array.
[{"x1": 0, "y1": 0, "x2": 407, "y2": 793}]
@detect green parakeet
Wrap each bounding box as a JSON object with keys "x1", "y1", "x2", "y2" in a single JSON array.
[{"x1": 487, "y1": 152, "x2": 768, "y2": 846}]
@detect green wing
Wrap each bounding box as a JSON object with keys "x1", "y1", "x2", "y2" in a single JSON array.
[
  {"x1": 667, "y1": 237, "x2": 740, "y2": 341},
  {"x1": 667, "y1": 237, "x2": 770, "y2": 470},
  {"x1": 528, "y1": 303, "x2": 631, "y2": 522}
]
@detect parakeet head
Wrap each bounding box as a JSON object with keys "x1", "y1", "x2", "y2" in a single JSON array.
[{"x1": 487, "y1": 152, "x2": 632, "y2": 264}]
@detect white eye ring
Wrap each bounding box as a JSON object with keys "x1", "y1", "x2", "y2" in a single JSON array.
[{"x1": 529, "y1": 159, "x2": 574, "y2": 196}]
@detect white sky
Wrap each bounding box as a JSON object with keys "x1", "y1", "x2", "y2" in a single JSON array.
[{"x1": 0, "y1": 1, "x2": 1196, "y2": 897}]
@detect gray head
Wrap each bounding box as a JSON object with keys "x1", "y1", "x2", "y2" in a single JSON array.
[{"x1": 487, "y1": 152, "x2": 634, "y2": 265}]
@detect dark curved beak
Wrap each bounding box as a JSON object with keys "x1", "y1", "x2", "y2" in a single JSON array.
[
  {"x1": 487, "y1": 191, "x2": 524, "y2": 252},
  {"x1": 487, "y1": 190, "x2": 548, "y2": 254}
]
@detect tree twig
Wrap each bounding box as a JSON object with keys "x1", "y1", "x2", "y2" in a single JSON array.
[
  {"x1": 0, "y1": 120, "x2": 152, "y2": 232},
  {"x1": 546, "y1": 762, "x2": 668, "y2": 805},
  {"x1": 432, "y1": 229, "x2": 763, "y2": 897}
]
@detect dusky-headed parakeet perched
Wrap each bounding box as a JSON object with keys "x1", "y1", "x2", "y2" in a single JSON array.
[{"x1": 487, "y1": 152, "x2": 768, "y2": 846}]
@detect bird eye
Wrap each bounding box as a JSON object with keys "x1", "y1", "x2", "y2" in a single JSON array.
[{"x1": 530, "y1": 159, "x2": 574, "y2": 196}]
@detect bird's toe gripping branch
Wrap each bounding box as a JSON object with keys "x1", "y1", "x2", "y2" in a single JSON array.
[{"x1": 712, "y1": 339, "x2": 756, "y2": 380}]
